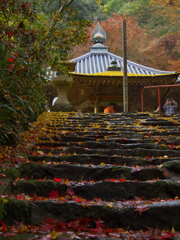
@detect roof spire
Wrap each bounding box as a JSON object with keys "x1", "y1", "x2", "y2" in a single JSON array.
[{"x1": 91, "y1": 22, "x2": 106, "y2": 44}]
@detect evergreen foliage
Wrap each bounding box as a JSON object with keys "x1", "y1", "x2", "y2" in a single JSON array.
[{"x1": 39, "y1": 0, "x2": 109, "y2": 21}]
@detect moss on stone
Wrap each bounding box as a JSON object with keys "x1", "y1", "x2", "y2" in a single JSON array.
[
  {"x1": 60, "y1": 155, "x2": 70, "y2": 161},
  {"x1": 18, "y1": 162, "x2": 36, "y2": 176},
  {"x1": 0, "y1": 200, "x2": 5, "y2": 221},
  {"x1": 121, "y1": 168, "x2": 131, "y2": 179},
  {"x1": 110, "y1": 166, "x2": 131, "y2": 179},
  {"x1": 110, "y1": 166, "x2": 118, "y2": 178},
  {"x1": 14, "y1": 180, "x2": 56, "y2": 196},
  {"x1": 6, "y1": 168, "x2": 20, "y2": 179},
  {"x1": 14, "y1": 180, "x2": 38, "y2": 194},
  {"x1": 3, "y1": 199, "x2": 31, "y2": 225},
  {"x1": 162, "y1": 161, "x2": 174, "y2": 168},
  {"x1": 145, "y1": 181, "x2": 168, "y2": 199}
]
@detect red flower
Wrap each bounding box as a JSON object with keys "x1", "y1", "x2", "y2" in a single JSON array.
[{"x1": 7, "y1": 57, "x2": 15, "y2": 62}]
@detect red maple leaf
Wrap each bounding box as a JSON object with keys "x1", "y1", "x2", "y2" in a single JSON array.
[
  {"x1": 169, "y1": 143, "x2": 174, "y2": 149},
  {"x1": 67, "y1": 188, "x2": 75, "y2": 196},
  {"x1": 74, "y1": 197, "x2": 82, "y2": 202},
  {"x1": 54, "y1": 177, "x2": 61, "y2": 182},
  {"x1": 0, "y1": 220, "x2": 6, "y2": 231},
  {"x1": 163, "y1": 172, "x2": 168, "y2": 177},
  {"x1": 46, "y1": 217, "x2": 52, "y2": 223},
  {"x1": 58, "y1": 222, "x2": 67, "y2": 231},
  {"x1": 134, "y1": 206, "x2": 150, "y2": 217},
  {"x1": 95, "y1": 218, "x2": 105, "y2": 229},
  {"x1": 48, "y1": 189, "x2": 58, "y2": 199},
  {"x1": 40, "y1": 222, "x2": 54, "y2": 232},
  {"x1": 120, "y1": 178, "x2": 126, "y2": 182}
]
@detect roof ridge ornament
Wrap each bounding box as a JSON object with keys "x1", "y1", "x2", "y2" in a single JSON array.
[{"x1": 91, "y1": 22, "x2": 106, "y2": 44}]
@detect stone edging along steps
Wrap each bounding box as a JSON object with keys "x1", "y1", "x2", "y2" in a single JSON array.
[{"x1": 1, "y1": 112, "x2": 180, "y2": 239}]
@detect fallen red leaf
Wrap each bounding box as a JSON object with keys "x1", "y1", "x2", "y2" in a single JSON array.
[
  {"x1": 0, "y1": 220, "x2": 6, "y2": 231},
  {"x1": 169, "y1": 143, "x2": 174, "y2": 149},
  {"x1": 54, "y1": 177, "x2": 61, "y2": 182},
  {"x1": 66, "y1": 188, "x2": 75, "y2": 196},
  {"x1": 48, "y1": 189, "x2": 58, "y2": 199}
]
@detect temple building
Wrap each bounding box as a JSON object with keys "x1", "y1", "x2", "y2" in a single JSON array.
[{"x1": 51, "y1": 23, "x2": 180, "y2": 113}]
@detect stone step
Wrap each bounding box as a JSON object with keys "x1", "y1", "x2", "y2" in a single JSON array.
[
  {"x1": 2, "y1": 198, "x2": 180, "y2": 231},
  {"x1": 141, "y1": 121, "x2": 180, "y2": 126},
  {"x1": 33, "y1": 145, "x2": 180, "y2": 157},
  {"x1": 70, "y1": 180, "x2": 180, "y2": 201},
  {"x1": 13, "y1": 180, "x2": 67, "y2": 197},
  {"x1": 16, "y1": 162, "x2": 167, "y2": 182},
  {"x1": 135, "y1": 148, "x2": 180, "y2": 157},
  {"x1": 28, "y1": 154, "x2": 175, "y2": 167},
  {"x1": 36, "y1": 142, "x2": 163, "y2": 151},
  {"x1": 37, "y1": 137, "x2": 142, "y2": 146},
  {"x1": 13, "y1": 178, "x2": 180, "y2": 201}
]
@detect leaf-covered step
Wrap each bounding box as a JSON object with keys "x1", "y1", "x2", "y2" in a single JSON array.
[
  {"x1": 135, "y1": 148, "x2": 180, "y2": 157},
  {"x1": 34, "y1": 145, "x2": 180, "y2": 158},
  {"x1": 71, "y1": 180, "x2": 180, "y2": 201},
  {"x1": 141, "y1": 120, "x2": 180, "y2": 126},
  {"x1": 12, "y1": 180, "x2": 67, "y2": 197},
  {"x1": 16, "y1": 162, "x2": 166, "y2": 181},
  {"x1": 37, "y1": 142, "x2": 160, "y2": 151},
  {"x1": 40, "y1": 136, "x2": 94, "y2": 142},
  {"x1": 81, "y1": 141, "x2": 162, "y2": 150},
  {"x1": 37, "y1": 137, "x2": 142, "y2": 146},
  {"x1": 3, "y1": 198, "x2": 180, "y2": 231},
  {"x1": 28, "y1": 154, "x2": 174, "y2": 167},
  {"x1": 163, "y1": 160, "x2": 180, "y2": 180},
  {"x1": 64, "y1": 146, "x2": 135, "y2": 156},
  {"x1": 29, "y1": 199, "x2": 180, "y2": 231}
]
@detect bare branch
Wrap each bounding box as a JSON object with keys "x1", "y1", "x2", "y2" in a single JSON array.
[
  {"x1": 58, "y1": 0, "x2": 74, "y2": 14},
  {"x1": 49, "y1": 0, "x2": 74, "y2": 33}
]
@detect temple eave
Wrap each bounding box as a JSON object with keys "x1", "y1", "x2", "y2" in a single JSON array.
[{"x1": 72, "y1": 72, "x2": 179, "y2": 85}]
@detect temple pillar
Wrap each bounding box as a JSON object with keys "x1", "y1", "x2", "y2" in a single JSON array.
[
  {"x1": 94, "y1": 86, "x2": 100, "y2": 113},
  {"x1": 94, "y1": 97, "x2": 100, "y2": 113}
]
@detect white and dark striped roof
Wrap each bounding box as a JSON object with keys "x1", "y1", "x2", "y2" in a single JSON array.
[
  {"x1": 70, "y1": 22, "x2": 179, "y2": 80},
  {"x1": 70, "y1": 44, "x2": 174, "y2": 76}
]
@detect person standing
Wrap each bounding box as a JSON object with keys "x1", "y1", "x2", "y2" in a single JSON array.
[
  {"x1": 163, "y1": 98, "x2": 178, "y2": 115},
  {"x1": 104, "y1": 103, "x2": 115, "y2": 113}
]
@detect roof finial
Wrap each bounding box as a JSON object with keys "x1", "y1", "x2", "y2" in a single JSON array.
[{"x1": 91, "y1": 22, "x2": 106, "y2": 44}]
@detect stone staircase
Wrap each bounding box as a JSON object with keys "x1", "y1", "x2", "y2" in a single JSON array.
[{"x1": 1, "y1": 112, "x2": 180, "y2": 239}]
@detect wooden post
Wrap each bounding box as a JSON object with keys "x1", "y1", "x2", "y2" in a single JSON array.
[
  {"x1": 123, "y1": 19, "x2": 128, "y2": 113},
  {"x1": 94, "y1": 86, "x2": 100, "y2": 113},
  {"x1": 158, "y1": 87, "x2": 161, "y2": 118},
  {"x1": 94, "y1": 97, "x2": 99, "y2": 113}
]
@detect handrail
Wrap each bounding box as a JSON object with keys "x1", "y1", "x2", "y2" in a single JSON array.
[{"x1": 141, "y1": 84, "x2": 180, "y2": 117}]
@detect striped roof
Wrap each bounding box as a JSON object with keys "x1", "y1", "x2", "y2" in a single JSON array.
[{"x1": 70, "y1": 44, "x2": 176, "y2": 76}]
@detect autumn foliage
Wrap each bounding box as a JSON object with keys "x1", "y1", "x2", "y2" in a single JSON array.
[
  {"x1": 0, "y1": 0, "x2": 90, "y2": 145},
  {"x1": 70, "y1": 13, "x2": 180, "y2": 72}
]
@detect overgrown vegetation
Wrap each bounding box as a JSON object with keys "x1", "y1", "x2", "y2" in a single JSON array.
[{"x1": 0, "y1": 0, "x2": 90, "y2": 145}]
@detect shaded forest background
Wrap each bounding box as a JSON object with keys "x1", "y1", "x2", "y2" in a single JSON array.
[{"x1": 44, "y1": 0, "x2": 180, "y2": 72}]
